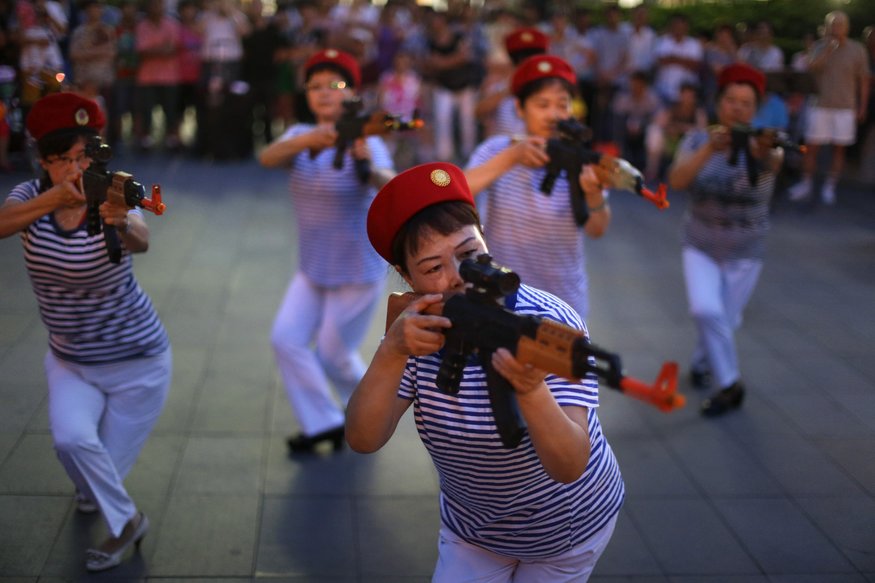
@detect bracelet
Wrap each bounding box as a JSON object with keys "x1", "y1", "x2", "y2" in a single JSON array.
[
  {"x1": 118, "y1": 216, "x2": 130, "y2": 234},
  {"x1": 587, "y1": 200, "x2": 609, "y2": 213}
]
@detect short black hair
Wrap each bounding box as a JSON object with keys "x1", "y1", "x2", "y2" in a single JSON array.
[{"x1": 391, "y1": 201, "x2": 482, "y2": 271}]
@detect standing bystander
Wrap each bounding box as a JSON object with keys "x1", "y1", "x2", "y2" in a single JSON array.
[{"x1": 787, "y1": 11, "x2": 869, "y2": 205}]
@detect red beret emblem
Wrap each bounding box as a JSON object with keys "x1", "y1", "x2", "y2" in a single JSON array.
[
  {"x1": 521, "y1": 32, "x2": 533, "y2": 42},
  {"x1": 430, "y1": 169, "x2": 451, "y2": 187},
  {"x1": 537, "y1": 61, "x2": 552, "y2": 73},
  {"x1": 325, "y1": 49, "x2": 338, "y2": 59},
  {"x1": 74, "y1": 107, "x2": 90, "y2": 126}
]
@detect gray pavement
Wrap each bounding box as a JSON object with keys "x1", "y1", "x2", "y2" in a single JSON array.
[{"x1": 1, "y1": 151, "x2": 874, "y2": 582}]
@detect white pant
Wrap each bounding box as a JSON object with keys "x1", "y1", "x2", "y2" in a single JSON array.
[
  {"x1": 683, "y1": 246, "x2": 763, "y2": 388},
  {"x1": 46, "y1": 349, "x2": 171, "y2": 537},
  {"x1": 433, "y1": 86, "x2": 478, "y2": 162},
  {"x1": 432, "y1": 514, "x2": 618, "y2": 583},
  {"x1": 271, "y1": 272, "x2": 384, "y2": 436}
]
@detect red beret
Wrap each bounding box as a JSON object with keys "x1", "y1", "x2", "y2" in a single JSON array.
[
  {"x1": 26, "y1": 92, "x2": 105, "y2": 141},
  {"x1": 304, "y1": 48, "x2": 361, "y2": 89},
  {"x1": 718, "y1": 63, "x2": 765, "y2": 97},
  {"x1": 367, "y1": 162, "x2": 475, "y2": 264},
  {"x1": 511, "y1": 55, "x2": 576, "y2": 96},
  {"x1": 504, "y1": 27, "x2": 549, "y2": 56}
]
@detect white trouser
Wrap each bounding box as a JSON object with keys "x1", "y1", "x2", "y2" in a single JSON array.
[
  {"x1": 46, "y1": 349, "x2": 171, "y2": 537},
  {"x1": 433, "y1": 513, "x2": 617, "y2": 583},
  {"x1": 433, "y1": 86, "x2": 478, "y2": 162},
  {"x1": 683, "y1": 246, "x2": 763, "y2": 389},
  {"x1": 271, "y1": 272, "x2": 384, "y2": 436}
]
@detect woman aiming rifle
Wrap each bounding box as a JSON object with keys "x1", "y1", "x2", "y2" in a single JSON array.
[
  {"x1": 346, "y1": 162, "x2": 623, "y2": 582},
  {"x1": 259, "y1": 49, "x2": 395, "y2": 454},
  {"x1": 464, "y1": 54, "x2": 610, "y2": 320},
  {"x1": 668, "y1": 63, "x2": 782, "y2": 416},
  {"x1": 0, "y1": 93, "x2": 171, "y2": 571}
]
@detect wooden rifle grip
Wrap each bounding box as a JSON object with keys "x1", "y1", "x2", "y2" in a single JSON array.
[{"x1": 384, "y1": 291, "x2": 451, "y2": 332}]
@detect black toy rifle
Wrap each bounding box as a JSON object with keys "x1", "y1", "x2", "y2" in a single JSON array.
[
  {"x1": 333, "y1": 97, "x2": 425, "y2": 183},
  {"x1": 541, "y1": 118, "x2": 669, "y2": 226},
  {"x1": 81, "y1": 136, "x2": 166, "y2": 264},
  {"x1": 726, "y1": 124, "x2": 806, "y2": 186},
  {"x1": 386, "y1": 254, "x2": 684, "y2": 448}
]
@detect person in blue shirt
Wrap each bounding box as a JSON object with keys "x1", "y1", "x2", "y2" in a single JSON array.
[
  {"x1": 259, "y1": 49, "x2": 395, "y2": 454},
  {"x1": 0, "y1": 93, "x2": 170, "y2": 572},
  {"x1": 347, "y1": 161, "x2": 623, "y2": 582}
]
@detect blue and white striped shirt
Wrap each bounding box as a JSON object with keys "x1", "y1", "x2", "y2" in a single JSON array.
[
  {"x1": 677, "y1": 129, "x2": 775, "y2": 262},
  {"x1": 398, "y1": 284, "x2": 624, "y2": 558},
  {"x1": 7, "y1": 179, "x2": 169, "y2": 365},
  {"x1": 282, "y1": 124, "x2": 393, "y2": 287},
  {"x1": 468, "y1": 136, "x2": 591, "y2": 318}
]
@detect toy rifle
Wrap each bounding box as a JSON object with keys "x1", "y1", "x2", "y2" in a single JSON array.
[
  {"x1": 82, "y1": 136, "x2": 166, "y2": 264},
  {"x1": 726, "y1": 124, "x2": 806, "y2": 186},
  {"x1": 333, "y1": 97, "x2": 425, "y2": 183},
  {"x1": 541, "y1": 118, "x2": 669, "y2": 226},
  {"x1": 386, "y1": 254, "x2": 684, "y2": 448}
]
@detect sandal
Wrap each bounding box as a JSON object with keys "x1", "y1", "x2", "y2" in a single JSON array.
[{"x1": 85, "y1": 512, "x2": 149, "y2": 572}]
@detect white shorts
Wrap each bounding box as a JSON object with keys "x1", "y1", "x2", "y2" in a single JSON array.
[{"x1": 805, "y1": 106, "x2": 857, "y2": 146}]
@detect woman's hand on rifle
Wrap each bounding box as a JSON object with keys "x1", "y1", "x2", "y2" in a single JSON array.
[
  {"x1": 99, "y1": 198, "x2": 149, "y2": 253},
  {"x1": 491, "y1": 348, "x2": 548, "y2": 395},
  {"x1": 707, "y1": 124, "x2": 731, "y2": 152},
  {"x1": 511, "y1": 135, "x2": 549, "y2": 168},
  {"x1": 51, "y1": 169, "x2": 86, "y2": 209},
  {"x1": 384, "y1": 294, "x2": 451, "y2": 357},
  {"x1": 309, "y1": 124, "x2": 339, "y2": 150}
]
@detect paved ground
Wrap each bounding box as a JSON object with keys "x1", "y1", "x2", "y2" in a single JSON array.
[{"x1": 1, "y1": 149, "x2": 874, "y2": 582}]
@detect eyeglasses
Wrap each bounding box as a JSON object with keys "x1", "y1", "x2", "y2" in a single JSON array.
[
  {"x1": 305, "y1": 80, "x2": 348, "y2": 92},
  {"x1": 45, "y1": 152, "x2": 88, "y2": 165}
]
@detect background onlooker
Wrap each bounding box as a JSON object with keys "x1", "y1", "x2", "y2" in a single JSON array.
[
  {"x1": 702, "y1": 23, "x2": 738, "y2": 117},
  {"x1": 135, "y1": 0, "x2": 181, "y2": 150},
  {"x1": 788, "y1": 10, "x2": 870, "y2": 205},
  {"x1": 653, "y1": 13, "x2": 703, "y2": 105},
  {"x1": 738, "y1": 21, "x2": 784, "y2": 73},
  {"x1": 108, "y1": 0, "x2": 138, "y2": 148},
  {"x1": 612, "y1": 69, "x2": 661, "y2": 174},
  {"x1": 68, "y1": 0, "x2": 115, "y2": 115},
  {"x1": 645, "y1": 81, "x2": 708, "y2": 182}
]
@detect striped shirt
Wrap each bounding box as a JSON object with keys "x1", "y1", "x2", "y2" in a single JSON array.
[
  {"x1": 6, "y1": 180, "x2": 169, "y2": 365},
  {"x1": 283, "y1": 124, "x2": 393, "y2": 287},
  {"x1": 468, "y1": 135, "x2": 590, "y2": 318},
  {"x1": 398, "y1": 284, "x2": 624, "y2": 559},
  {"x1": 493, "y1": 95, "x2": 526, "y2": 137},
  {"x1": 677, "y1": 129, "x2": 775, "y2": 262}
]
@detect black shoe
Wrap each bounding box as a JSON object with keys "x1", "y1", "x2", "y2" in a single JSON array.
[
  {"x1": 690, "y1": 368, "x2": 711, "y2": 389},
  {"x1": 287, "y1": 425, "x2": 345, "y2": 455},
  {"x1": 701, "y1": 382, "x2": 745, "y2": 417}
]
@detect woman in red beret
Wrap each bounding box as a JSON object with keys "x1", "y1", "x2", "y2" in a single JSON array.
[
  {"x1": 0, "y1": 92, "x2": 170, "y2": 570},
  {"x1": 347, "y1": 162, "x2": 623, "y2": 582},
  {"x1": 259, "y1": 49, "x2": 396, "y2": 454},
  {"x1": 465, "y1": 54, "x2": 611, "y2": 320},
  {"x1": 475, "y1": 26, "x2": 550, "y2": 138},
  {"x1": 668, "y1": 63, "x2": 782, "y2": 416}
]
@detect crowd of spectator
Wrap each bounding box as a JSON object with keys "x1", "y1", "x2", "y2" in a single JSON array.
[{"x1": 0, "y1": 0, "x2": 872, "y2": 188}]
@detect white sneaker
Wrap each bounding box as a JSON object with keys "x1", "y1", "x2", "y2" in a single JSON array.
[
  {"x1": 821, "y1": 182, "x2": 836, "y2": 205},
  {"x1": 787, "y1": 178, "x2": 812, "y2": 201}
]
